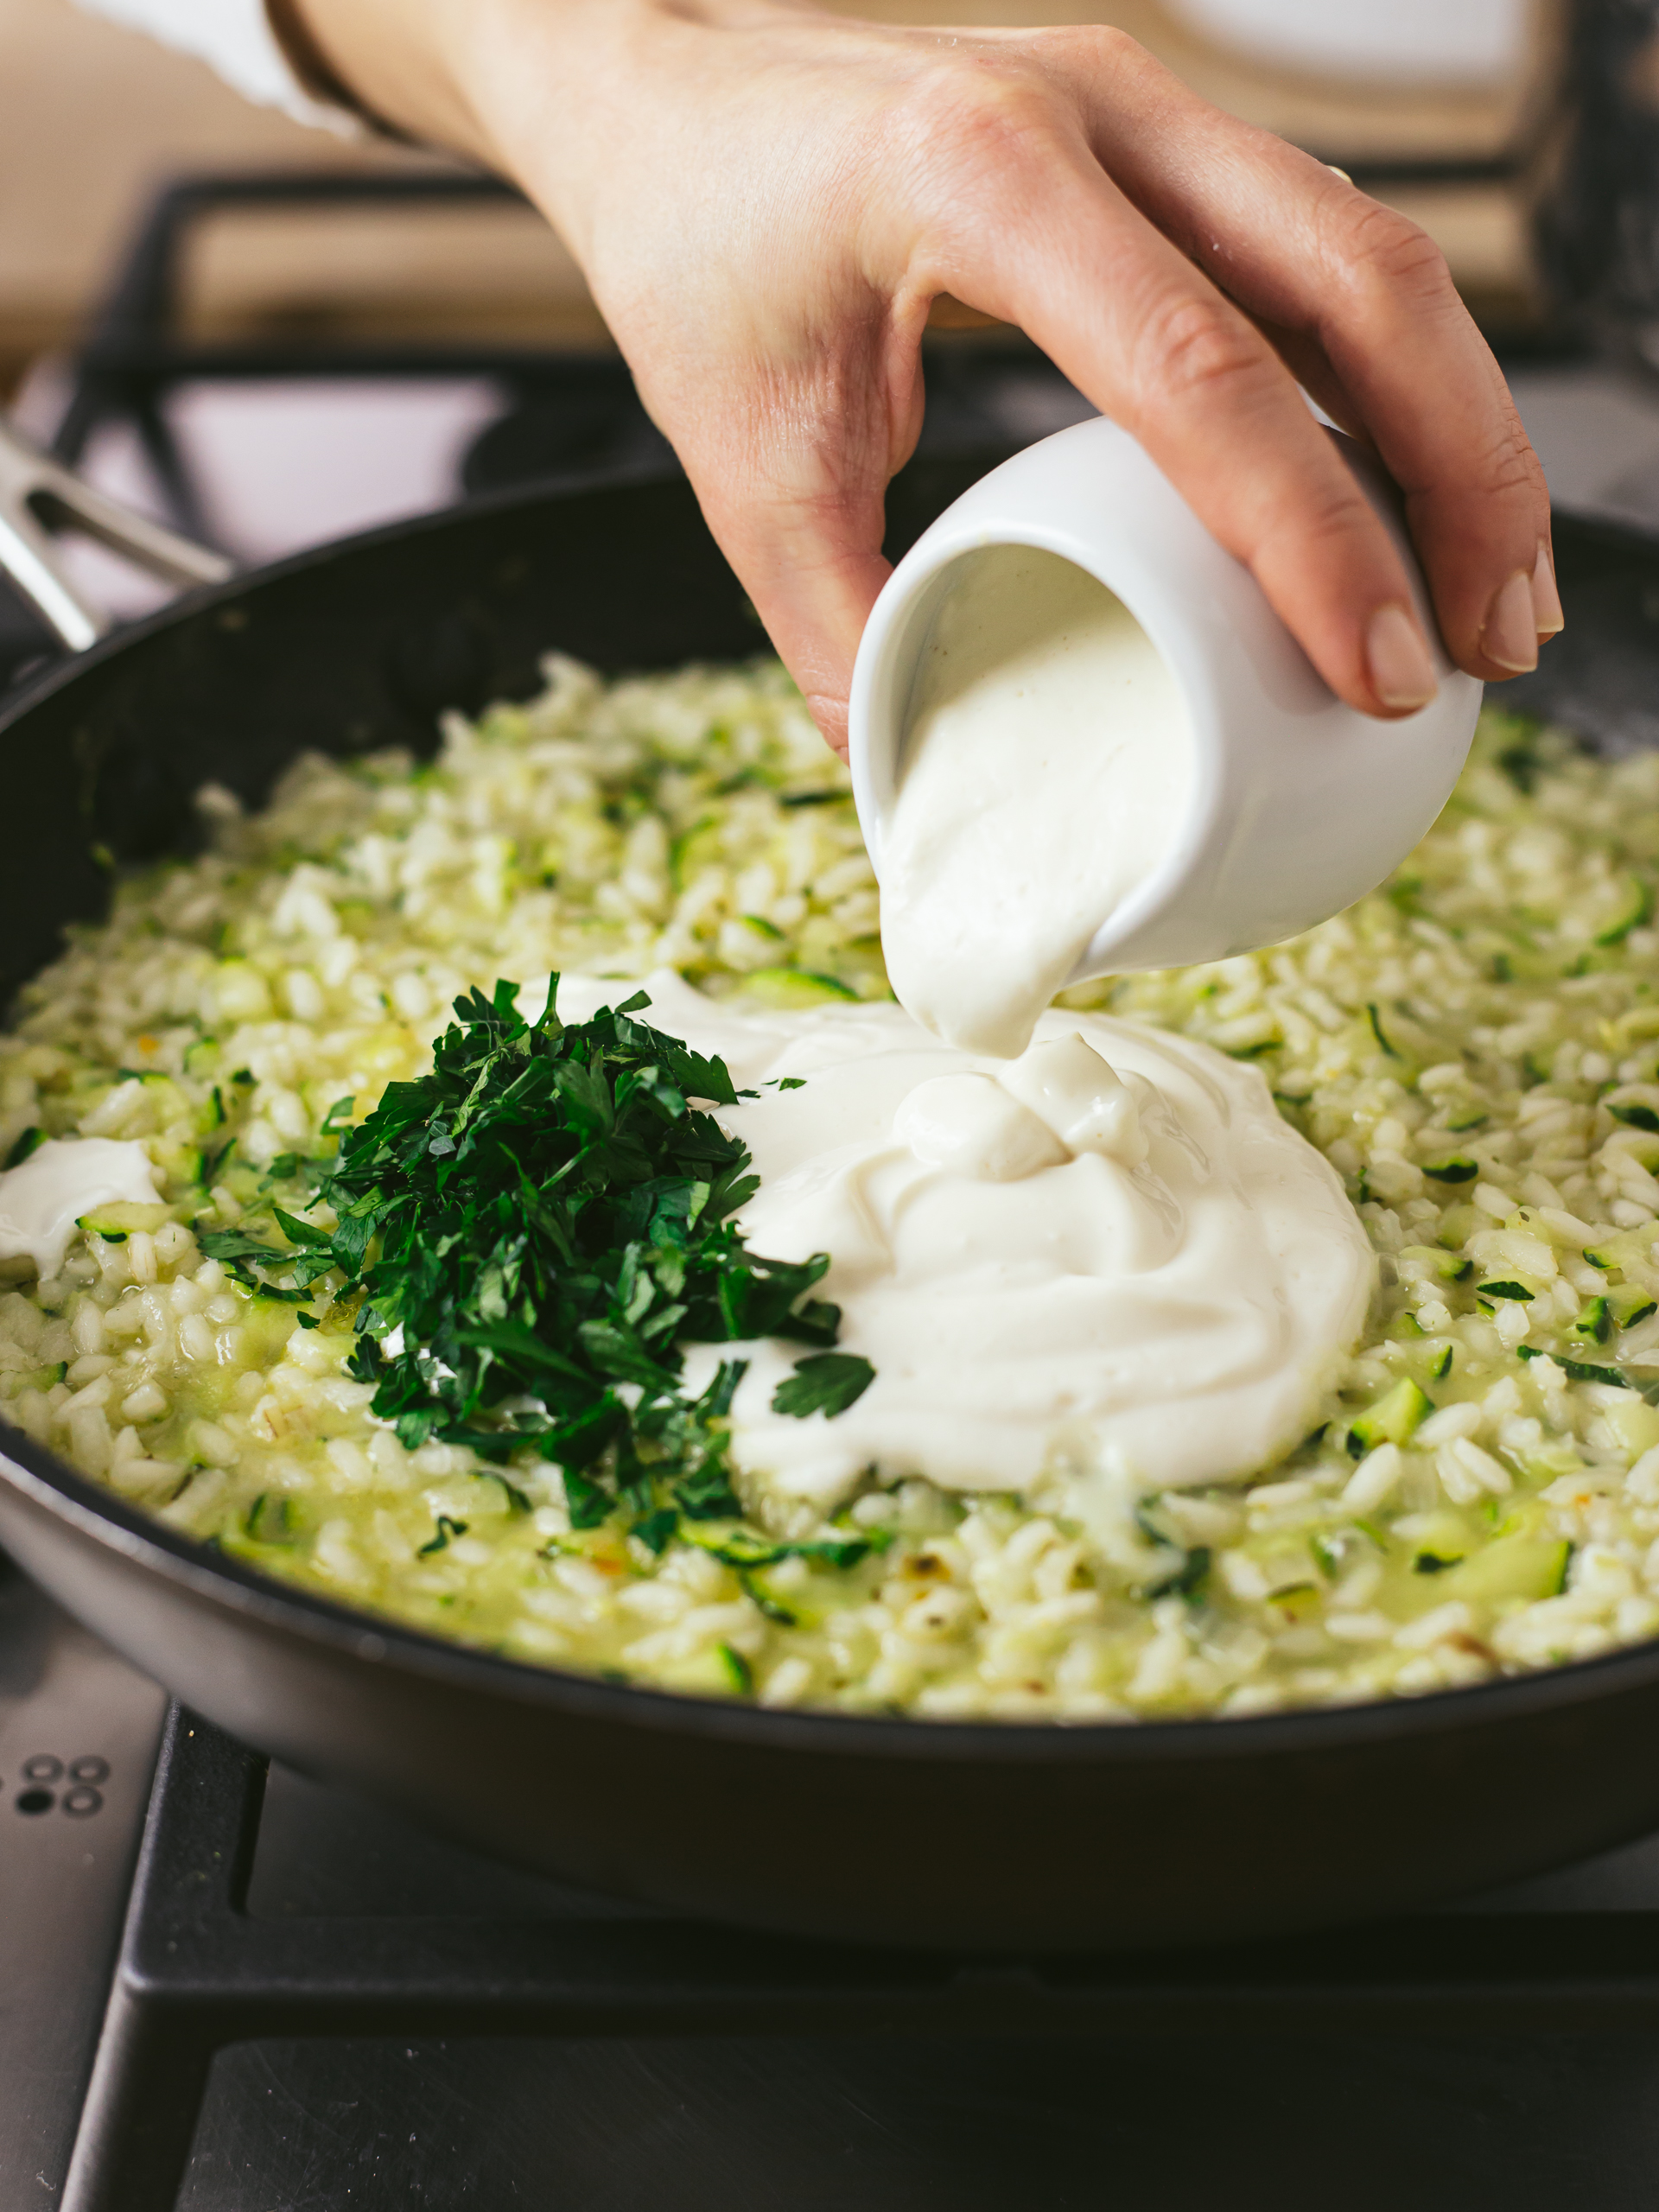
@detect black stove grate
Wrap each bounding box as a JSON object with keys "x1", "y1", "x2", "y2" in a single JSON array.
[{"x1": 58, "y1": 1703, "x2": 1659, "y2": 2212}]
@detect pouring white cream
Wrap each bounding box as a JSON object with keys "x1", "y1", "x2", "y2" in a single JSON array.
[
  {"x1": 551, "y1": 976, "x2": 1375, "y2": 1512},
  {"x1": 880, "y1": 544, "x2": 1195, "y2": 1060}
]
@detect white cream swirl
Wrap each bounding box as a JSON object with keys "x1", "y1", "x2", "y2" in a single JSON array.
[{"x1": 554, "y1": 974, "x2": 1374, "y2": 1512}]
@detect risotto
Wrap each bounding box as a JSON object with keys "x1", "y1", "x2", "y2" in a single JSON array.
[{"x1": 4, "y1": 657, "x2": 1659, "y2": 1721}]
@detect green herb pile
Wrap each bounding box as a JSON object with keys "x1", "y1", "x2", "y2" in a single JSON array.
[{"x1": 205, "y1": 979, "x2": 874, "y2": 1548}]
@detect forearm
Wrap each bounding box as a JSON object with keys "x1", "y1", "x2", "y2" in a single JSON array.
[{"x1": 279, "y1": 0, "x2": 507, "y2": 156}]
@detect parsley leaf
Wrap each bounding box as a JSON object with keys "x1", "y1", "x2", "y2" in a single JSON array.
[
  {"x1": 194, "y1": 1224, "x2": 324, "y2": 1309},
  {"x1": 418, "y1": 1513, "x2": 468, "y2": 1556},
  {"x1": 770, "y1": 1351, "x2": 876, "y2": 1420}
]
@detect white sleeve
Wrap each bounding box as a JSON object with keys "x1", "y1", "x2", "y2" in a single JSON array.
[{"x1": 74, "y1": 0, "x2": 363, "y2": 136}]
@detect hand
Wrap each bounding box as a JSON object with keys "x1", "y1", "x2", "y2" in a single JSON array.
[{"x1": 288, "y1": 0, "x2": 1559, "y2": 753}]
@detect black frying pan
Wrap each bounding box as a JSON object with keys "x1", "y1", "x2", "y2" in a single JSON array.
[{"x1": 2, "y1": 418, "x2": 1659, "y2": 1954}]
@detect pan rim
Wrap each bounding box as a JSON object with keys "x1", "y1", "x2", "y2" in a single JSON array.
[
  {"x1": 6, "y1": 1410, "x2": 1659, "y2": 1764},
  {"x1": 4, "y1": 482, "x2": 1655, "y2": 744},
  {"x1": 0, "y1": 463, "x2": 704, "y2": 743}
]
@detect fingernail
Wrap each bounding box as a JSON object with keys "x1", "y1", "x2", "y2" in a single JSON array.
[
  {"x1": 1365, "y1": 602, "x2": 1438, "y2": 711},
  {"x1": 1481, "y1": 569, "x2": 1539, "y2": 673},
  {"x1": 1531, "y1": 542, "x2": 1564, "y2": 639}
]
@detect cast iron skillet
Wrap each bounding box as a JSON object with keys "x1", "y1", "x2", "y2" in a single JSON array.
[{"x1": 1, "y1": 428, "x2": 1658, "y2": 1954}]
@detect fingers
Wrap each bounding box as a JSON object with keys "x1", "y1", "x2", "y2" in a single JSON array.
[
  {"x1": 647, "y1": 329, "x2": 923, "y2": 755},
  {"x1": 700, "y1": 469, "x2": 893, "y2": 758},
  {"x1": 1038, "y1": 29, "x2": 1554, "y2": 683},
  {"x1": 912, "y1": 101, "x2": 1436, "y2": 716}
]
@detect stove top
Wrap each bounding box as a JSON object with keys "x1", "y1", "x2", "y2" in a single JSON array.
[{"x1": 10, "y1": 1613, "x2": 1659, "y2": 2212}]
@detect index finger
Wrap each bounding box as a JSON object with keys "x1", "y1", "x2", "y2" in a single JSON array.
[
  {"x1": 916, "y1": 107, "x2": 1443, "y2": 717},
  {"x1": 1039, "y1": 29, "x2": 1555, "y2": 683}
]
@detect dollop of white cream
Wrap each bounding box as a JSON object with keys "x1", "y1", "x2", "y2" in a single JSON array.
[
  {"x1": 880, "y1": 545, "x2": 1195, "y2": 1060},
  {"x1": 0, "y1": 1138, "x2": 160, "y2": 1280},
  {"x1": 551, "y1": 974, "x2": 1374, "y2": 1511}
]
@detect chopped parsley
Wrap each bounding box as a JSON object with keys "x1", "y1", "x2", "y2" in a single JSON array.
[
  {"x1": 418, "y1": 1513, "x2": 469, "y2": 1556},
  {"x1": 195, "y1": 1222, "x2": 332, "y2": 1305},
  {"x1": 311, "y1": 976, "x2": 873, "y2": 1539}
]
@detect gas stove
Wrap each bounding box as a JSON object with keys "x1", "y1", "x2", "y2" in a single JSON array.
[
  {"x1": 14, "y1": 1618, "x2": 1659, "y2": 2211},
  {"x1": 11, "y1": 168, "x2": 1659, "y2": 2212}
]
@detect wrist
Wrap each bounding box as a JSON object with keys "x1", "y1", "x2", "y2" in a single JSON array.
[
  {"x1": 278, "y1": 0, "x2": 679, "y2": 171},
  {"x1": 282, "y1": 1, "x2": 817, "y2": 219},
  {"x1": 277, "y1": 0, "x2": 576, "y2": 168}
]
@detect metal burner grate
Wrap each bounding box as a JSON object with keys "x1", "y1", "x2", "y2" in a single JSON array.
[{"x1": 53, "y1": 1702, "x2": 1659, "y2": 2211}]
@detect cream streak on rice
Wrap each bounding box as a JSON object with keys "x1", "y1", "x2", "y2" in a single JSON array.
[
  {"x1": 551, "y1": 973, "x2": 1376, "y2": 1509},
  {"x1": 880, "y1": 546, "x2": 1195, "y2": 1059},
  {"x1": 0, "y1": 1139, "x2": 159, "y2": 1281}
]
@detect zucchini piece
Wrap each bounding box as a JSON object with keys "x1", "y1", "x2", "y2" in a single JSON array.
[
  {"x1": 1437, "y1": 1205, "x2": 1480, "y2": 1250},
  {"x1": 1582, "y1": 1224, "x2": 1659, "y2": 1276},
  {"x1": 1, "y1": 1360, "x2": 67, "y2": 1400},
  {"x1": 1575, "y1": 1294, "x2": 1611, "y2": 1344},
  {"x1": 1611, "y1": 1286, "x2": 1659, "y2": 1329},
  {"x1": 1143, "y1": 1545, "x2": 1211, "y2": 1602},
  {"x1": 77, "y1": 1201, "x2": 173, "y2": 1243},
  {"x1": 1399, "y1": 1243, "x2": 1472, "y2": 1283},
  {"x1": 1348, "y1": 1376, "x2": 1433, "y2": 1454},
  {"x1": 1595, "y1": 873, "x2": 1652, "y2": 947},
  {"x1": 1439, "y1": 1535, "x2": 1573, "y2": 1605},
  {"x1": 1266, "y1": 1581, "x2": 1321, "y2": 1622},
  {"x1": 741, "y1": 968, "x2": 860, "y2": 1009},
  {"x1": 241, "y1": 1492, "x2": 299, "y2": 1546},
  {"x1": 654, "y1": 1644, "x2": 753, "y2": 1696},
  {"x1": 1408, "y1": 1509, "x2": 1475, "y2": 1557},
  {"x1": 1421, "y1": 1157, "x2": 1479, "y2": 1183},
  {"x1": 1365, "y1": 1003, "x2": 1401, "y2": 1058},
  {"x1": 738, "y1": 1569, "x2": 798, "y2": 1626},
  {"x1": 1602, "y1": 1395, "x2": 1659, "y2": 1458},
  {"x1": 3, "y1": 1126, "x2": 43, "y2": 1169},
  {"x1": 1477, "y1": 1280, "x2": 1535, "y2": 1303},
  {"x1": 1311, "y1": 1525, "x2": 1382, "y2": 1578},
  {"x1": 1517, "y1": 1344, "x2": 1634, "y2": 1388},
  {"x1": 1610, "y1": 1103, "x2": 1659, "y2": 1135}
]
